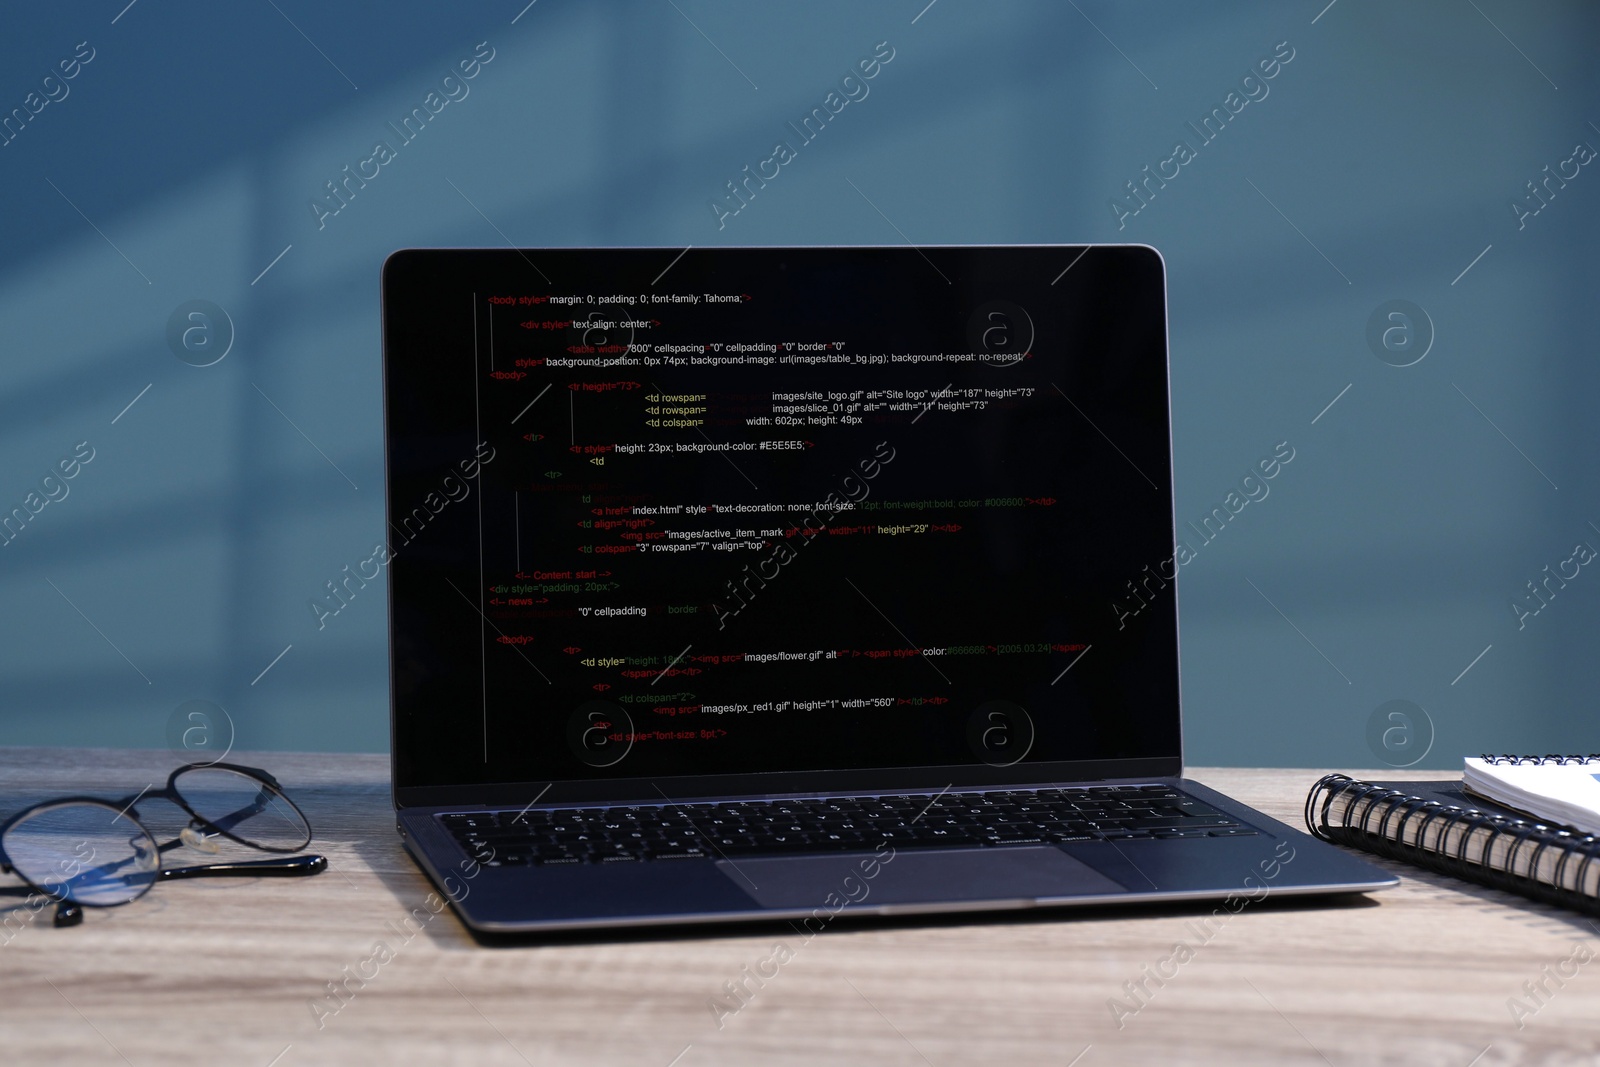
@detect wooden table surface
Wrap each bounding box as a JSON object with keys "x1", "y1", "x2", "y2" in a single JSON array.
[{"x1": 2, "y1": 748, "x2": 1598, "y2": 1066}]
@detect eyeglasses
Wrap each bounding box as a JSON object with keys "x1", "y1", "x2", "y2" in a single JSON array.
[{"x1": 0, "y1": 762, "x2": 325, "y2": 928}]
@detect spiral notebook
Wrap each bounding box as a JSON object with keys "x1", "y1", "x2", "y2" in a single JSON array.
[{"x1": 1305, "y1": 755, "x2": 1600, "y2": 916}]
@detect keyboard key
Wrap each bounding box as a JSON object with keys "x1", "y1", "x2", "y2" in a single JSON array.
[
  {"x1": 1174, "y1": 800, "x2": 1225, "y2": 817},
  {"x1": 646, "y1": 845, "x2": 707, "y2": 860},
  {"x1": 982, "y1": 832, "x2": 1045, "y2": 845},
  {"x1": 476, "y1": 831, "x2": 549, "y2": 845}
]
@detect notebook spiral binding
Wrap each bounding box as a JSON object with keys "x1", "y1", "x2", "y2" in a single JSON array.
[
  {"x1": 1305, "y1": 773, "x2": 1600, "y2": 916},
  {"x1": 1477, "y1": 753, "x2": 1600, "y2": 766}
]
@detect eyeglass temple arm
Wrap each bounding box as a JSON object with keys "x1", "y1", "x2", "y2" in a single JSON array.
[
  {"x1": 159, "y1": 854, "x2": 326, "y2": 880},
  {"x1": 196, "y1": 788, "x2": 276, "y2": 837},
  {"x1": 40, "y1": 853, "x2": 324, "y2": 930},
  {"x1": 50, "y1": 850, "x2": 152, "y2": 893}
]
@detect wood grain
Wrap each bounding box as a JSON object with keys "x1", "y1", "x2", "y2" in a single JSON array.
[{"x1": 2, "y1": 748, "x2": 1598, "y2": 1066}]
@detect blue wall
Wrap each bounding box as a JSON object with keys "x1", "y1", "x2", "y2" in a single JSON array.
[{"x1": 2, "y1": 1, "x2": 1596, "y2": 769}]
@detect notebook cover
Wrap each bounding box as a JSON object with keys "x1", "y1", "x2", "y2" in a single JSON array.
[{"x1": 1372, "y1": 779, "x2": 1549, "y2": 825}]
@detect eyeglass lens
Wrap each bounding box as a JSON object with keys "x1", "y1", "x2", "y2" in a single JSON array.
[
  {"x1": 172, "y1": 766, "x2": 310, "y2": 852},
  {"x1": 2, "y1": 801, "x2": 160, "y2": 906}
]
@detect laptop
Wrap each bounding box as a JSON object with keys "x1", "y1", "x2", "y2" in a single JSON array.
[{"x1": 379, "y1": 244, "x2": 1395, "y2": 935}]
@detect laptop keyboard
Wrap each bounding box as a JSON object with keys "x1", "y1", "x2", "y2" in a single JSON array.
[{"x1": 439, "y1": 785, "x2": 1256, "y2": 867}]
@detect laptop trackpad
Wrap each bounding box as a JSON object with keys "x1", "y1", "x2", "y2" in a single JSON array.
[{"x1": 721, "y1": 846, "x2": 1126, "y2": 909}]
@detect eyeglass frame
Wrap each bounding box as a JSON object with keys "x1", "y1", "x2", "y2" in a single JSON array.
[{"x1": 0, "y1": 761, "x2": 325, "y2": 927}]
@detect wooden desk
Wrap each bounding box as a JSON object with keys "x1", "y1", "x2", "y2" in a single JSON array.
[{"x1": 2, "y1": 749, "x2": 1597, "y2": 1065}]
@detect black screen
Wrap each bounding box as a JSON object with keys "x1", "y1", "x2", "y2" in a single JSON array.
[{"x1": 382, "y1": 246, "x2": 1180, "y2": 795}]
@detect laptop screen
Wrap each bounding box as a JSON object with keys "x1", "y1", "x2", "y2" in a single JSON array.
[{"x1": 382, "y1": 246, "x2": 1179, "y2": 795}]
